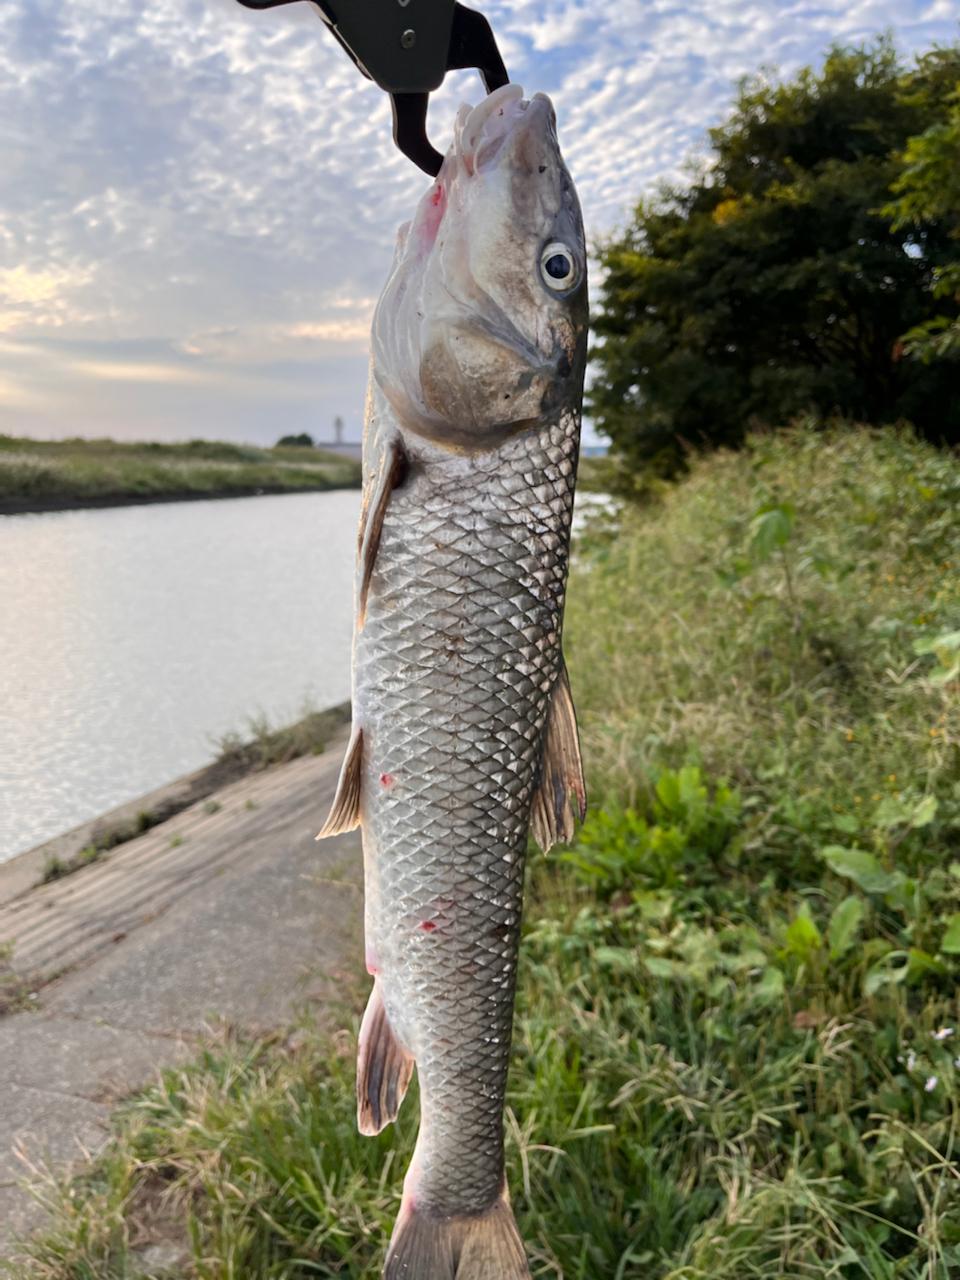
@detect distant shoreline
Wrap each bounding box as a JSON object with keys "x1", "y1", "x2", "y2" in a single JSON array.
[
  {"x1": 0, "y1": 434, "x2": 362, "y2": 516},
  {"x1": 0, "y1": 482, "x2": 359, "y2": 517}
]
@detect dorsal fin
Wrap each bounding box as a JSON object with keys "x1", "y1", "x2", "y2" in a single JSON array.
[
  {"x1": 316, "y1": 726, "x2": 363, "y2": 839},
  {"x1": 357, "y1": 437, "x2": 406, "y2": 631},
  {"x1": 530, "y1": 659, "x2": 586, "y2": 853}
]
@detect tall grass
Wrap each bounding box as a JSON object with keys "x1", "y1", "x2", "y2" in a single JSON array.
[
  {"x1": 10, "y1": 421, "x2": 960, "y2": 1279},
  {"x1": 0, "y1": 436, "x2": 360, "y2": 506}
]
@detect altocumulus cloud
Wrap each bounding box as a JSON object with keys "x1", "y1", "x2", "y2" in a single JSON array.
[{"x1": 0, "y1": 0, "x2": 956, "y2": 444}]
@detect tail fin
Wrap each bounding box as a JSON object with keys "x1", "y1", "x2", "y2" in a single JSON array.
[{"x1": 384, "y1": 1182, "x2": 530, "y2": 1280}]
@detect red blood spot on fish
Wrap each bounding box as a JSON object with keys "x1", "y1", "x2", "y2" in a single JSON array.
[
  {"x1": 419, "y1": 184, "x2": 446, "y2": 250},
  {"x1": 380, "y1": 773, "x2": 395, "y2": 788},
  {"x1": 365, "y1": 946, "x2": 380, "y2": 975},
  {"x1": 420, "y1": 920, "x2": 437, "y2": 932}
]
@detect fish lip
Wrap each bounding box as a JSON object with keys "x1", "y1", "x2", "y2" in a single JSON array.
[{"x1": 451, "y1": 83, "x2": 528, "y2": 176}]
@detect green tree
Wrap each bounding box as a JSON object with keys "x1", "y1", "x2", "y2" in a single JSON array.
[
  {"x1": 590, "y1": 38, "x2": 960, "y2": 476},
  {"x1": 886, "y1": 89, "x2": 960, "y2": 362},
  {"x1": 276, "y1": 432, "x2": 315, "y2": 448}
]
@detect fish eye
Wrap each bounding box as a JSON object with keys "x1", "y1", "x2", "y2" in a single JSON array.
[{"x1": 539, "y1": 242, "x2": 578, "y2": 291}]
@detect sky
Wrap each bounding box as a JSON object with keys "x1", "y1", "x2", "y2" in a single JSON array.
[{"x1": 1, "y1": 0, "x2": 957, "y2": 448}]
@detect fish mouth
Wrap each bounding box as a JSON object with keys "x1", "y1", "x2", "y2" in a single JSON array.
[
  {"x1": 407, "y1": 86, "x2": 542, "y2": 260},
  {"x1": 450, "y1": 83, "x2": 526, "y2": 176},
  {"x1": 445, "y1": 86, "x2": 556, "y2": 181},
  {"x1": 400, "y1": 85, "x2": 555, "y2": 270}
]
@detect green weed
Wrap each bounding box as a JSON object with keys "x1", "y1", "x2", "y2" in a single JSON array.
[
  {"x1": 212, "y1": 702, "x2": 351, "y2": 772},
  {"x1": 41, "y1": 844, "x2": 105, "y2": 884},
  {"x1": 0, "y1": 942, "x2": 37, "y2": 1016}
]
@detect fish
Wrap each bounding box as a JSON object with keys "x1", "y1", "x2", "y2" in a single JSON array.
[{"x1": 318, "y1": 81, "x2": 588, "y2": 1280}]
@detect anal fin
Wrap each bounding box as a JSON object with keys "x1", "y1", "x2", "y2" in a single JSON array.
[
  {"x1": 316, "y1": 725, "x2": 363, "y2": 839},
  {"x1": 357, "y1": 979, "x2": 415, "y2": 1136},
  {"x1": 530, "y1": 658, "x2": 587, "y2": 853},
  {"x1": 358, "y1": 437, "x2": 406, "y2": 631}
]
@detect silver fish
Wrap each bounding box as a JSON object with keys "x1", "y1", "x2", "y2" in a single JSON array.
[{"x1": 319, "y1": 82, "x2": 587, "y2": 1280}]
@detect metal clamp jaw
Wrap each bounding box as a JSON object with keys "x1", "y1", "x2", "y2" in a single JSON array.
[{"x1": 234, "y1": 0, "x2": 509, "y2": 175}]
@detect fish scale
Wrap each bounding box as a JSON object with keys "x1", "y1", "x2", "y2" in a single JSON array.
[{"x1": 355, "y1": 411, "x2": 578, "y2": 1215}]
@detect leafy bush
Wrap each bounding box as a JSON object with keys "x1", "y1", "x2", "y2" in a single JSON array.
[
  {"x1": 277, "y1": 433, "x2": 316, "y2": 448},
  {"x1": 563, "y1": 766, "x2": 741, "y2": 895}
]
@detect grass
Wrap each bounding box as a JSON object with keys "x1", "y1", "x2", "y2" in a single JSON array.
[
  {"x1": 212, "y1": 702, "x2": 352, "y2": 772},
  {"x1": 0, "y1": 436, "x2": 360, "y2": 511},
  {"x1": 10, "y1": 420, "x2": 960, "y2": 1279},
  {"x1": 42, "y1": 842, "x2": 107, "y2": 883},
  {"x1": 0, "y1": 941, "x2": 37, "y2": 1016}
]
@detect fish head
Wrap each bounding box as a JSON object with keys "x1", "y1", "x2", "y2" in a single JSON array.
[{"x1": 372, "y1": 85, "x2": 587, "y2": 453}]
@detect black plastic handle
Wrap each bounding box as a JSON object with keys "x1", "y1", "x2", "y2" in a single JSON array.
[{"x1": 234, "y1": 0, "x2": 509, "y2": 174}]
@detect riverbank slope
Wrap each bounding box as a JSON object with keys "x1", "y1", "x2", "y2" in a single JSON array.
[
  {"x1": 0, "y1": 436, "x2": 361, "y2": 514},
  {"x1": 0, "y1": 725, "x2": 361, "y2": 1259}
]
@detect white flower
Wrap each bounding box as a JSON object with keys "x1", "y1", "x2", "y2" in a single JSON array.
[
  {"x1": 907, "y1": 1051, "x2": 917, "y2": 1071},
  {"x1": 926, "y1": 1077, "x2": 938, "y2": 1092},
  {"x1": 933, "y1": 1028, "x2": 954, "y2": 1041}
]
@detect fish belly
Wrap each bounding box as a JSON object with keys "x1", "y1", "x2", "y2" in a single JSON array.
[{"x1": 355, "y1": 409, "x2": 578, "y2": 1216}]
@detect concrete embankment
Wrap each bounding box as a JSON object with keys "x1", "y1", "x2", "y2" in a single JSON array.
[{"x1": 0, "y1": 727, "x2": 360, "y2": 1255}]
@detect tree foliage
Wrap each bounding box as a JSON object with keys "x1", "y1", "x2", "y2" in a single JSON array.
[
  {"x1": 277, "y1": 432, "x2": 316, "y2": 447},
  {"x1": 590, "y1": 38, "x2": 960, "y2": 475},
  {"x1": 886, "y1": 87, "x2": 960, "y2": 363}
]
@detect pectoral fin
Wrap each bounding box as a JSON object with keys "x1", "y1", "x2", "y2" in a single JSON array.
[
  {"x1": 358, "y1": 437, "x2": 406, "y2": 630},
  {"x1": 357, "y1": 979, "x2": 415, "y2": 1136},
  {"x1": 316, "y1": 726, "x2": 363, "y2": 839},
  {"x1": 530, "y1": 659, "x2": 586, "y2": 853}
]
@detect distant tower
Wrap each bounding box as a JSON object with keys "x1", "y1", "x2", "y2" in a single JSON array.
[{"x1": 334, "y1": 416, "x2": 344, "y2": 445}]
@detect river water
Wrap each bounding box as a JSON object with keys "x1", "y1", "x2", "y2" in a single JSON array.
[{"x1": 0, "y1": 490, "x2": 360, "y2": 862}]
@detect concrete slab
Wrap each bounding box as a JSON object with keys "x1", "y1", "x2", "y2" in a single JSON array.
[
  {"x1": 44, "y1": 797, "x2": 362, "y2": 1036},
  {"x1": 0, "y1": 1015, "x2": 188, "y2": 1249},
  {"x1": 0, "y1": 727, "x2": 362, "y2": 1259},
  {"x1": 0, "y1": 1082, "x2": 110, "y2": 1248},
  {"x1": 0, "y1": 1012, "x2": 186, "y2": 1100}
]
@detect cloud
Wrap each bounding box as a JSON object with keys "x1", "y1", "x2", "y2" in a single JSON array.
[
  {"x1": 0, "y1": 372, "x2": 44, "y2": 407},
  {"x1": 0, "y1": 266, "x2": 72, "y2": 305},
  {"x1": 174, "y1": 302, "x2": 377, "y2": 364},
  {"x1": 70, "y1": 359, "x2": 215, "y2": 383},
  {"x1": 0, "y1": 0, "x2": 956, "y2": 443},
  {"x1": 283, "y1": 320, "x2": 372, "y2": 342},
  {"x1": 0, "y1": 262, "x2": 97, "y2": 330}
]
